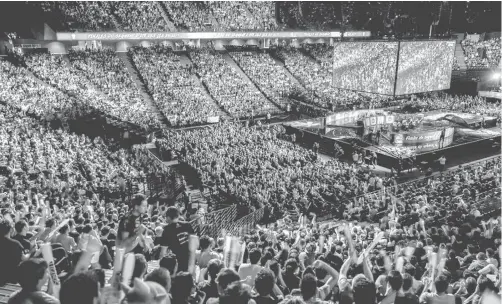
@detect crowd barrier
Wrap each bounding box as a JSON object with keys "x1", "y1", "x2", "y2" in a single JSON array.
[
  {"x1": 189, "y1": 205, "x2": 266, "y2": 238},
  {"x1": 189, "y1": 205, "x2": 238, "y2": 238}
]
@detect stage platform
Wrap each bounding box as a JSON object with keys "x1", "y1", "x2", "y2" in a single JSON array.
[{"x1": 284, "y1": 110, "x2": 501, "y2": 170}]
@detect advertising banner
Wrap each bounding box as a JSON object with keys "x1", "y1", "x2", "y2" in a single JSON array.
[
  {"x1": 401, "y1": 130, "x2": 442, "y2": 145},
  {"x1": 55, "y1": 31, "x2": 372, "y2": 41},
  {"x1": 207, "y1": 116, "x2": 220, "y2": 123},
  {"x1": 392, "y1": 127, "x2": 455, "y2": 151}
]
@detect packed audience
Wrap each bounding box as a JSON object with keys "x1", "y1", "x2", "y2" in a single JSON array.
[
  {"x1": 111, "y1": 1, "x2": 170, "y2": 32},
  {"x1": 0, "y1": 60, "x2": 78, "y2": 120},
  {"x1": 0, "y1": 103, "x2": 173, "y2": 210},
  {"x1": 343, "y1": 156, "x2": 501, "y2": 225},
  {"x1": 462, "y1": 37, "x2": 502, "y2": 69},
  {"x1": 277, "y1": 47, "x2": 396, "y2": 110},
  {"x1": 400, "y1": 93, "x2": 502, "y2": 120},
  {"x1": 160, "y1": 122, "x2": 398, "y2": 218},
  {"x1": 0, "y1": 152, "x2": 499, "y2": 304},
  {"x1": 163, "y1": 1, "x2": 214, "y2": 32},
  {"x1": 38, "y1": 1, "x2": 117, "y2": 31},
  {"x1": 395, "y1": 41, "x2": 457, "y2": 95},
  {"x1": 210, "y1": 1, "x2": 278, "y2": 31},
  {"x1": 130, "y1": 45, "x2": 226, "y2": 127},
  {"x1": 229, "y1": 51, "x2": 300, "y2": 111},
  {"x1": 190, "y1": 48, "x2": 282, "y2": 118},
  {"x1": 67, "y1": 49, "x2": 161, "y2": 129},
  {"x1": 23, "y1": 52, "x2": 161, "y2": 131}
]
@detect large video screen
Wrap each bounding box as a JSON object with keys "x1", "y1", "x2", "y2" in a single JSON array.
[
  {"x1": 332, "y1": 42, "x2": 399, "y2": 95},
  {"x1": 395, "y1": 41, "x2": 456, "y2": 95}
]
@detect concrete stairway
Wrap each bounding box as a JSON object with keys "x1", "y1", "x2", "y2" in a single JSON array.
[
  {"x1": 207, "y1": 11, "x2": 220, "y2": 30},
  {"x1": 222, "y1": 52, "x2": 283, "y2": 112},
  {"x1": 117, "y1": 52, "x2": 170, "y2": 131},
  {"x1": 98, "y1": 2, "x2": 122, "y2": 31},
  {"x1": 454, "y1": 42, "x2": 467, "y2": 70},
  {"x1": 269, "y1": 54, "x2": 308, "y2": 92},
  {"x1": 180, "y1": 53, "x2": 232, "y2": 118},
  {"x1": 156, "y1": 1, "x2": 179, "y2": 32}
]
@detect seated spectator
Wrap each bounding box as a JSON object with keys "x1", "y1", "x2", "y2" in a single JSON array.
[
  {"x1": 8, "y1": 258, "x2": 59, "y2": 304},
  {"x1": 145, "y1": 267, "x2": 172, "y2": 294},
  {"x1": 60, "y1": 271, "x2": 100, "y2": 304}
]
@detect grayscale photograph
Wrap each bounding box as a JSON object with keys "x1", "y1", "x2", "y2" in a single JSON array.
[{"x1": 0, "y1": 1, "x2": 500, "y2": 304}]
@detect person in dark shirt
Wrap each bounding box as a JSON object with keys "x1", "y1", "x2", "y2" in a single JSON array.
[
  {"x1": 13, "y1": 220, "x2": 31, "y2": 252},
  {"x1": 282, "y1": 259, "x2": 301, "y2": 292},
  {"x1": 0, "y1": 218, "x2": 31, "y2": 285},
  {"x1": 116, "y1": 194, "x2": 148, "y2": 254},
  {"x1": 8, "y1": 258, "x2": 60, "y2": 304},
  {"x1": 253, "y1": 268, "x2": 280, "y2": 304},
  {"x1": 159, "y1": 206, "x2": 195, "y2": 272}
]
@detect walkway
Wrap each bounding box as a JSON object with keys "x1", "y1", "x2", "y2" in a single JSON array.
[
  {"x1": 222, "y1": 52, "x2": 283, "y2": 112},
  {"x1": 118, "y1": 52, "x2": 170, "y2": 131}
]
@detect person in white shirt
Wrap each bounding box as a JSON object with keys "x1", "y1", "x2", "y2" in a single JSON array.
[
  {"x1": 238, "y1": 248, "x2": 263, "y2": 288},
  {"x1": 419, "y1": 275, "x2": 455, "y2": 304}
]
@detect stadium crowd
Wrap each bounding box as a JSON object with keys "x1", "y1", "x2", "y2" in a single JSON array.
[
  {"x1": 163, "y1": 1, "x2": 213, "y2": 32},
  {"x1": 401, "y1": 93, "x2": 502, "y2": 120},
  {"x1": 277, "y1": 47, "x2": 396, "y2": 110},
  {"x1": 0, "y1": 5, "x2": 501, "y2": 303},
  {"x1": 0, "y1": 157, "x2": 499, "y2": 304},
  {"x1": 0, "y1": 60, "x2": 77, "y2": 121},
  {"x1": 38, "y1": 2, "x2": 117, "y2": 32},
  {"x1": 210, "y1": 1, "x2": 278, "y2": 31},
  {"x1": 112, "y1": 1, "x2": 170, "y2": 32},
  {"x1": 228, "y1": 51, "x2": 299, "y2": 110},
  {"x1": 190, "y1": 48, "x2": 281, "y2": 118},
  {"x1": 22, "y1": 52, "x2": 161, "y2": 131},
  {"x1": 129, "y1": 45, "x2": 226, "y2": 127},
  {"x1": 461, "y1": 38, "x2": 502, "y2": 69}
]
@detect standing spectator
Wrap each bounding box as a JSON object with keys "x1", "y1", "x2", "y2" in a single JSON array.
[
  {"x1": 117, "y1": 194, "x2": 148, "y2": 254},
  {"x1": 438, "y1": 155, "x2": 447, "y2": 172},
  {"x1": 199, "y1": 259, "x2": 224, "y2": 303},
  {"x1": 238, "y1": 248, "x2": 263, "y2": 288},
  {"x1": 254, "y1": 268, "x2": 281, "y2": 304},
  {"x1": 196, "y1": 236, "x2": 220, "y2": 269},
  {"x1": 159, "y1": 206, "x2": 195, "y2": 272},
  {"x1": 400, "y1": 274, "x2": 419, "y2": 304},
  {"x1": 0, "y1": 219, "x2": 30, "y2": 285}
]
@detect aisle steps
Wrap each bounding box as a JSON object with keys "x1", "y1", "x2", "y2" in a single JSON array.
[
  {"x1": 269, "y1": 53, "x2": 309, "y2": 91},
  {"x1": 222, "y1": 52, "x2": 283, "y2": 112},
  {"x1": 156, "y1": 1, "x2": 180, "y2": 32},
  {"x1": 181, "y1": 53, "x2": 232, "y2": 118},
  {"x1": 454, "y1": 42, "x2": 467, "y2": 70},
  {"x1": 117, "y1": 52, "x2": 170, "y2": 130}
]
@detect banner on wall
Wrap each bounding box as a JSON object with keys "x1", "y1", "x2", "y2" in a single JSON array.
[
  {"x1": 326, "y1": 109, "x2": 390, "y2": 126},
  {"x1": 392, "y1": 127, "x2": 455, "y2": 148},
  {"x1": 56, "y1": 31, "x2": 370, "y2": 41},
  {"x1": 207, "y1": 116, "x2": 220, "y2": 123}
]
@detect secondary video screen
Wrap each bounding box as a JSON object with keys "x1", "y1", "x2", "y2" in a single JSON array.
[
  {"x1": 331, "y1": 41, "x2": 399, "y2": 95},
  {"x1": 395, "y1": 40, "x2": 456, "y2": 95}
]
